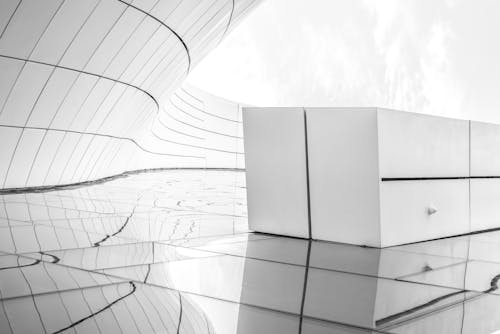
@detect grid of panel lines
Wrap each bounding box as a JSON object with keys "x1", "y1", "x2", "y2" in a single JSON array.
[
  {"x1": 0, "y1": 0, "x2": 256, "y2": 190},
  {"x1": 0, "y1": 254, "x2": 215, "y2": 333}
]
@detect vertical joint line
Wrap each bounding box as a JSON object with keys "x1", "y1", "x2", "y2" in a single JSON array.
[
  {"x1": 462, "y1": 120, "x2": 471, "y2": 332},
  {"x1": 468, "y1": 120, "x2": 471, "y2": 177},
  {"x1": 298, "y1": 240, "x2": 312, "y2": 333},
  {"x1": 303, "y1": 108, "x2": 312, "y2": 239},
  {"x1": 463, "y1": 121, "x2": 471, "y2": 333},
  {"x1": 468, "y1": 120, "x2": 471, "y2": 233}
]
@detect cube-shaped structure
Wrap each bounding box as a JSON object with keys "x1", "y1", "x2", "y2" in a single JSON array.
[{"x1": 244, "y1": 107, "x2": 500, "y2": 247}]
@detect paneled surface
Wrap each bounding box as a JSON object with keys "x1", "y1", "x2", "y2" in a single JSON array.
[
  {"x1": 377, "y1": 109, "x2": 469, "y2": 178},
  {"x1": 0, "y1": 0, "x2": 258, "y2": 189},
  {"x1": 306, "y1": 108, "x2": 381, "y2": 246}
]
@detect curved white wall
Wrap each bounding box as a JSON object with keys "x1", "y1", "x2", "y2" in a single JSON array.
[{"x1": 0, "y1": 0, "x2": 256, "y2": 189}]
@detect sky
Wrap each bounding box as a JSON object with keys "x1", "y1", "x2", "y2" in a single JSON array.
[{"x1": 187, "y1": 0, "x2": 500, "y2": 123}]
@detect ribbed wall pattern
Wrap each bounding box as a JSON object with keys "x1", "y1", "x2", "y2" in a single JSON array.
[{"x1": 0, "y1": 0, "x2": 256, "y2": 189}]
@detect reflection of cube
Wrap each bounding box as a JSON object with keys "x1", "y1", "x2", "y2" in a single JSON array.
[
  {"x1": 303, "y1": 267, "x2": 466, "y2": 330},
  {"x1": 243, "y1": 107, "x2": 478, "y2": 247}
]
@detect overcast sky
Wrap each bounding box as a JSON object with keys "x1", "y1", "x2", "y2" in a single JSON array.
[{"x1": 187, "y1": 0, "x2": 500, "y2": 123}]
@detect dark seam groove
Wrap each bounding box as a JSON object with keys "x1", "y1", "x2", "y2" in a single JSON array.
[
  {"x1": 93, "y1": 207, "x2": 135, "y2": 247},
  {"x1": 177, "y1": 292, "x2": 183, "y2": 334},
  {"x1": 0, "y1": 124, "x2": 203, "y2": 159},
  {"x1": 0, "y1": 259, "x2": 41, "y2": 270},
  {"x1": 0, "y1": 0, "x2": 21, "y2": 40},
  {"x1": 381, "y1": 176, "x2": 500, "y2": 181},
  {"x1": 375, "y1": 289, "x2": 466, "y2": 327},
  {"x1": 151, "y1": 129, "x2": 244, "y2": 154},
  {"x1": 0, "y1": 0, "x2": 68, "y2": 188},
  {"x1": 163, "y1": 109, "x2": 243, "y2": 138},
  {"x1": 0, "y1": 0, "x2": 68, "y2": 117},
  {"x1": 181, "y1": 87, "x2": 203, "y2": 103},
  {"x1": 157, "y1": 115, "x2": 205, "y2": 140},
  {"x1": 169, "y1": 97, "x2": 205, "y2": 122},
  {"x1": 220, "y1": 0, "x2": 235, "y2": 40},
  {"x1": 0, "y1": 252, "x2": 418, "y2": 334},
  {"x1": 52, "y1": 281, "x2": 137, "y2": 334},
  {"x1": 19, "y1": 0, "x2": 107, "y2": 187},
  {"x1": 115, "y1": 0, "x2": 191, "y2": 73},
  {"x1": 376, "y1": 273, "x2": 500, "y2": 328},
  {"x1": 298, "y1": 240, "x2": 312, "y2": 333},
  {"x1": 38, "y1": 252, "x2": 60, "y2": 264},
  {"x1": 143, "y1": 263, "x2": 151, "y2": 283},
  {"x1": 303, "y1": 109, "x2": 312, "y2": 239},
  {"x1": 387, "y1": 226, "x2": 500, "y2": 248},
  {"x1": 173, "y1": 92, "x2": 242, "y2": 123},
  {"x1": 0, "y1": 54, "x2": 159, "y2": 112},
  {"x1": 0, "y1": 167, "x2": 244, "y2": 195},
  {"x1": 161, "y1": 239, "x2": 477, "y2": 292}
]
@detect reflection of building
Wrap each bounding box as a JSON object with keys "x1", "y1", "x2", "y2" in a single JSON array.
[
  {"x1": 0, "y1": 0, "x2": 256, "y2": 190},
  {"x1": 0, "y1": 253, "x2": 216, "y2": 333},
  {"x1": 0, "y1": 169, "x2": 247, "y2": 333}
]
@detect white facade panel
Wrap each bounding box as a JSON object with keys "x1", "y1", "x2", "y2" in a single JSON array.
[
  {"x1": 379, "y1": 179, "x2": 470, "y2": 247},
  {"x1": 3, "y1": 129, "x2": 45, "y2": 188},
  {"x1": 470, "y1": 179, "x2": 500, "y2": 232},
  {"x1": 243, "y1": 108, "x2": 309, "y2": 238},
  {"x1": 470, "y1": 121, "x2": 500, "y2": 176},
  {"x1": 306, "y1": 108, "x2": 381, "y2": 246},
  {"x1": 377, "y1": 109, "x2": 469, "y2": 178}
]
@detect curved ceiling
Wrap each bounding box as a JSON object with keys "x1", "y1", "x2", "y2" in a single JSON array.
[{"x1": 0, "y1": 0, "x2": 260, "y2": 190}]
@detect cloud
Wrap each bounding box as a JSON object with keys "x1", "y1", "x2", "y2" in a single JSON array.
[{"x1": 187, "y1": 0, "x2": 500, "y2": 123}]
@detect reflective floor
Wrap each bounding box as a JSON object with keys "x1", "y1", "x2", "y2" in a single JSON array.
[{"x1": 2, "y1": 170, "x2": 500, "y2": 333}]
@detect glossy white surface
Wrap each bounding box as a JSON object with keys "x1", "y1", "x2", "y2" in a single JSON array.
[
  {"x1": 2, "y1": 170, "x2": 500, "y2": 333},
  {"x1": 306, "y1": 108, "x2": 381, "y2": 246},
  {"x1": 379, "y1": 179, "x2": 470, "y2": 247},
  {"x1": 244, "y1": 107, "x2": 482, "y2": 247},
  {"x1": 304, "y1": 268, "x2": 462, "y2": 329},
  {"x1": 377, "y1": 109, "x2": 469, "y2": 178},
  {"x1": 0, "y1": 0, "x2": 259, "y2": 189},
  {"x1": 243, "y1": 107, "x2": 310, "y2": 238},
  {"x1": 470, "y1": 179, "x2": 500, "y2": 232},
  {"x1": 470, "y1": 121, "x2": 500, "y2": 176}
]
